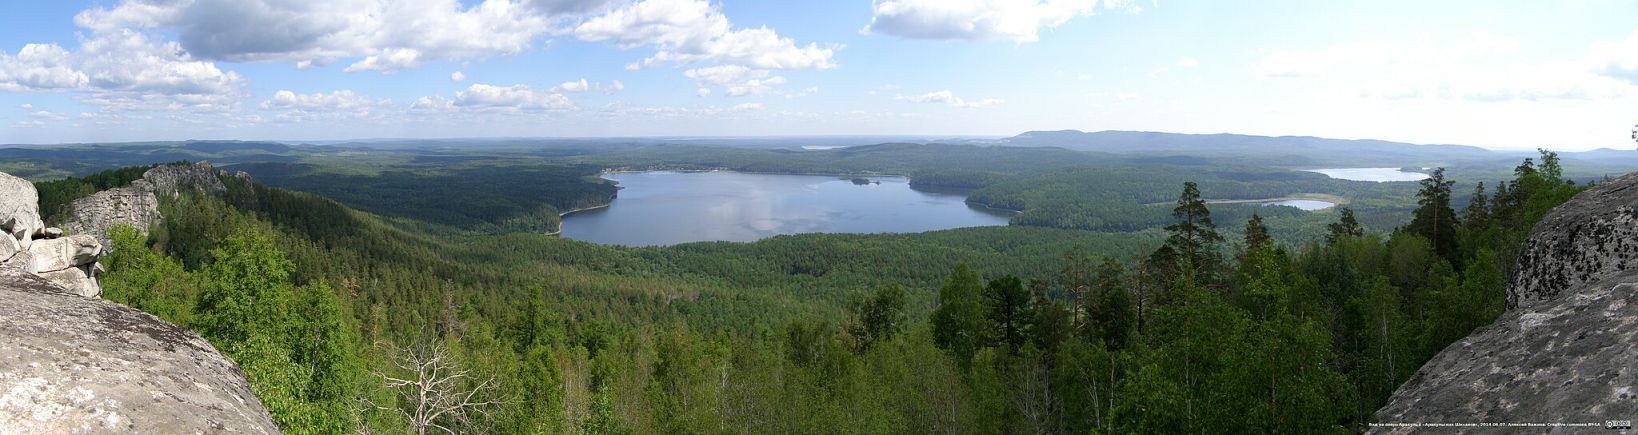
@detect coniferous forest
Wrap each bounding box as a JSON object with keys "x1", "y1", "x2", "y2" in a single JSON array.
[
  {"x1": 5, "y1": 2, "x2": 1637, "y2": 432},
  {"x1": 48, "y1": 149, "x2": 1580, "y2": 433}
]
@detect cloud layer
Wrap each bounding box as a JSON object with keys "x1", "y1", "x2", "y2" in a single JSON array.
[
  {"x1": 575, "y1": 0, "x2": 836, "y2": 96},
  {"x1": 897, "y1": 90, "x2": 1003, "y2": 108},
  {"x1": 1251, "y1": 32, "x2": 1638, "y2": 102},
  {"x1": 71, "y1": 0, "x2": 600, "y2": 72},
  {"x1": 1, "y1": 29, "x2": 245, "y2": 110},
  {"x1": 863, "y1": 0, "x2": 1136, "y2": 42}
]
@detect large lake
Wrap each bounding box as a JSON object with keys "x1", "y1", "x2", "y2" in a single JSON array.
[
  {"x1": 1306, "y1": 167, "x2": 1430, "y2": 182},
  {"x1": 559, "y1": 171, "x2": 1015, "y2": 246}
]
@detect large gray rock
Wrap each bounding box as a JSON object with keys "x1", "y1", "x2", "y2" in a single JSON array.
[
  {"x1": 23, "y1": 234, "x2": 102, "y2": 297},
  {"x1": 1373, "y1": 172, "x2": 1638, "y2": 433},
  {"x1": 36, "y1": 265, "x2": 99, "y2": 298},
  {"x1": 61, "y1": 161, "x2": 227, "y2": 248},
  {"x1": 142, "y1": 161, "x2": 227, "y2": 199},
  {"x1": 59, "y1": 183, "x2": 160, "y2": 249},
  {"x1": 26, "y1": 234, "x2": 101, "y2": 274},
  {"x1": 0, "y1": 265, "x2": 278, "y2": 433},
  {"x1": 0, "y1": 232, "x2": 16, "y2": 264},
  {"x1": 0, "y1": 172, "x2": 42, "y2": 251}
]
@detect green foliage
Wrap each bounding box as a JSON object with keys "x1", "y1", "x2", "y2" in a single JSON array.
[
  {"x1": 106, "y1": 202, "x2": 364, "y2": 433},
  {"x1": 33, "y1": 164, "x2": 157, "y2": 224},
  {"x1": 1087, "y1": 259, "x2": 1136, "y2": 350},
  {"x1": 100, "y1": 224, "x2": 196, "y2": 322},
  {"x1": 1405, "y1": 168, "x2": 1459, "y2": 261},
  {"x1": 240, "y1": 162, "x2": 617, "y2": 234},
  {"x1": 195, "y1": 225, "x2": 294, "y2": 346},
  {"x1": 1244, "y1": 213, "x2": 1272, "y2": 250},
  {"x1": 1327, "y1": 207, "x2": 1364, "y2": 244},
  {"x1": 983, "y1": 275, "x2": 1031, "y2": 355},
  {"x1": 932, "y1": 264, "x2": 986, "y2": 365},
  {"x1": 846, "y1": 284, "x2": 908, "y2": 353},
  {"x1": 81, "y1": 150, "x2": 1588, "y2": 433},
  {"x1": 1163, "y1": 181, "x2": 1226, "y2": 280}
]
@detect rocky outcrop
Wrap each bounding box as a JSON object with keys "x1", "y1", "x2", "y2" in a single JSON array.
[
  {"x1": 61, "y1": 161, "x2": 227, "y2": 248},
  {"x1": 1, "y1": 172, "x2": 43, "y2": 255},
  {"x1": 0, "y1": 265, "x2": 278, "y2": 433},
  {"x1": 1, "y1": 167, "x2": 276, "y2": 432},
  {"x1": 143, "y1": 161, "x2": 228, "y2": 199},
  {"x1": 59, "y1": 184, "x2": 160, "y2": 251},
  {"x1": 1, "y1": 172, "x2": 103, "y2": 296},
  {"x1": 22, "y1": 234, "x2": 103, "y2": 298},
  {"x1": 1373, "y1": 172, "x2": 1638, "y2": 433},
  {"x1": 4, "y1": 162, "x2": 232, "y2": 300}
]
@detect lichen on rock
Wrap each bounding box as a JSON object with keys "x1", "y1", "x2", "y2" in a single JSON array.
[
  {"x1": 0, "y1": 266, "x2": 278, "y2": 433},
  {"x1": 0, "y1": 167, "x2": 277, "y2": 432},
  {"x1": 1373, "y1": 172, "x2": 1638, "y2": 433}
]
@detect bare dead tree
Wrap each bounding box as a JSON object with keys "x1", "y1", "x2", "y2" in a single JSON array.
[
  {"x1": 369, "y1": 340, "x2": 503, "y2": 435},
  {"x1": 1009, "y1": 355, "x2": 1061, "y2": 435}
]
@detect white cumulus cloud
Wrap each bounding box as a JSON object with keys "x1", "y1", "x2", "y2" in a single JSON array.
[
  {"x1": 261, "y1": 90, "x2": 389, "y2": 111},
  {"x1": 552, "y1": 78, "x2": 591, "y2": 93},
  {"x1": 862, "y1": 0, "x2": 1138, "y2": 42},
  {"x1": 896, "y1": 90, "x2": 1004, "y2": 108},
  {"x1": 71, "y1": 0, "x2": 604, "y2": 73},
  {"x1": 574, "y1": 0, "x2": 835, "y2": 95},
  {"x1": 454, "y1": 83, "x2": 576, "y2": 111},
  {"x1": 0, "y1": 29, "x2": 245, "y2": 110}
]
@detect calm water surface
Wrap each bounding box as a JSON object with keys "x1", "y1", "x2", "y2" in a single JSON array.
[
  {"x1": 560, "y1": 171, "x2": 1014, "y2": 246},
  {"x1": 1259, "y1": 199, "x2": 1336, "y2": 211},
  {"x1": 1305, "y1": 168, "x2": 1430, "y2": 182}
]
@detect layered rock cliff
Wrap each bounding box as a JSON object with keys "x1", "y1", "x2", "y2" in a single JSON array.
[
  {"x1": 0, "y1": 168, "x2": 277, "y2": 433},
  {"x1": 61, "y1": 161, "x2": 227, "y2": 248},
  {"x1": 1373, "y1": 172, "x2": 1638, "y2": 432}
]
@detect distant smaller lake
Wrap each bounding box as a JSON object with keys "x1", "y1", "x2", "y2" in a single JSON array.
[
  {"x1": 1259, "y1": 199, "x2": 1336, "y2": 211},
  {"x1": 801, "y1": 145, "x2": 846, "y2": 151},
  {"x1": 1306, "y1": 168, "x2": 1430, "y2": 182}
]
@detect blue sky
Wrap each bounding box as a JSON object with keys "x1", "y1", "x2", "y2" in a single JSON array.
[{"x1": 2, "y1": 0, "x2": 1636, "y2": 150}]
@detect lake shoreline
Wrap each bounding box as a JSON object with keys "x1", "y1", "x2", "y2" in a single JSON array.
[
  {"x1": 1141, "y1": 193, "x2": 1351, "y2": 207},
  {"x1": 554, "y1": 170, "x2": 1013, "y2": 245},
  {"x1": 963, "y1": 200, "x2": 1024, "y2": 215},
  {"x1": 546, "y1": 194, "x2": 618, "y2": 237},
  {"x1": 1303, "y1": 167, "x2": 1431, "y2": 182}
]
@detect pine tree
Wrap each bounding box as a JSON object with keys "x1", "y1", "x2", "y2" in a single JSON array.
[
  {"x1": 933, "y1": 264, "x2": 986, "y2": 365},
  {"x1": 1028, "y1": 279, "x2": 1073, "y2": 353},
  {"x1": 1162, "y1": 182, "x2": 1224, "y2": 278},
  {"x1": 1088, "y1": 260, "x2": 1135, "y2": 350},
  {"x1": 1098, "y1": 288, "x2": 1136, "y2": 348},
  {"x1": 1405, "y1": 168, "x2": 1458, "y2": 261},
  {"x1": 984, "y1": 275, "x2": 1032, "y2": 355},
  {"x1": 1490, "y1": 181, "x2": 1512, "y2": 223},
  {"x1": 1325, "y1": 207, "x2": 1363, "y2": 245},
  {"x1": 1463, "y1": 182, "x2": 1489, "y2": 230},
  {"x1": 1243, "y1": 213, "x2": 1272, "y2": 251}
]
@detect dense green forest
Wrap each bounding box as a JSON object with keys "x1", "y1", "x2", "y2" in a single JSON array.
[
  {"x1": 61, "y1": 148, "x2": 1582, "y2": 433},
  {"x1": 233, "y1": 150, "x2": 1422, "y2": 244},
  {"x1": 233, "y1": 161, "x2": 617, "y2": 234},
  {"x1": 11, "y1": 138, "x2": 1610, "y2": 248}
]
